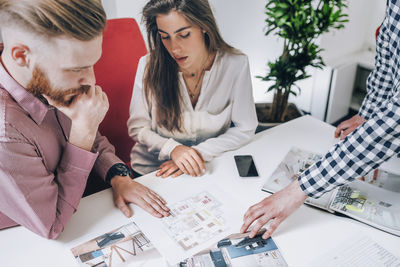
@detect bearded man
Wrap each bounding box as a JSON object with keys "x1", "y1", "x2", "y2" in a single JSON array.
[{"x1": 0, "y1": 0, "x2": 169, "y2": 239}]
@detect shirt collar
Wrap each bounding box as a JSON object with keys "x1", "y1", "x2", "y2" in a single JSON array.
[{"x1": 0, "y1": 48, "x2": 50, "y2": 125}]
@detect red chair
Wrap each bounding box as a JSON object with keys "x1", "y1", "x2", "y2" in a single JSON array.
[
  {"x1": 84, "y1": 18, "x2": 147, "y2": 196},
  {"x1": 375, "y1": 26, "x2": 381, "y2": 40}
]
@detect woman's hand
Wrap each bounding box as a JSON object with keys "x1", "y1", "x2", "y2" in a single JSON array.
[
  {"x1": 156, "y1": 160, "x2": 184, "y2": 178},
  {"x1": 170, "y1": 145, "x2": 206, "y2": 177}
]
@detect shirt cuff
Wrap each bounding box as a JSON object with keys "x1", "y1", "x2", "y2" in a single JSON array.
[
  {"x1": 158, "y1": 138, "x2": 181, "y2": 161},
  {"x1": 59, "y1": 143, "x2": 98, "y2": 172}
]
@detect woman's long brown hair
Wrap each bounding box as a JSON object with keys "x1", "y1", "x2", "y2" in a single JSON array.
[{"x1": 142, "y1": 0, "x2": 236, "y2": 132}]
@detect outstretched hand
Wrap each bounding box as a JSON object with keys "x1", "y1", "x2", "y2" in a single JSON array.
[
  {"x1": 110, "y1": 176, "x2": 170, "y2": 218},
  {"x1": 240, "y1": 180, "x2": 308, "y2": 239}
]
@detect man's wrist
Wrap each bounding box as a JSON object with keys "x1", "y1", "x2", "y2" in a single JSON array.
[{"x1": 105, "y1": 163, "x2": 131, "y2": 185}]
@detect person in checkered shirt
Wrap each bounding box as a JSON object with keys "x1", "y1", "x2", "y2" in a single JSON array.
[{"x1": 241, "y1": 0, "x2": 400, "y2": 239}]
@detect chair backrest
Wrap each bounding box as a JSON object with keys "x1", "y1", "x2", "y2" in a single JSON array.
[
  {"x1": 375, "y1": 26, "x2": 381, "y2": 40},
  {"x1": 95, "y1": 18, "x2": 147, "y2": 163}
]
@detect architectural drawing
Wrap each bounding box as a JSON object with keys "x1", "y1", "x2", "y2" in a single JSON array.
[{"x1": 161, "y1": 191, "x2": 228, "y2": 251}]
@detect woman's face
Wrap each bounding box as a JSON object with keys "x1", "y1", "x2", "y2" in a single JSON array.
[{"x1": 156, "y1": 11, "x2": 208, "y2": 71}]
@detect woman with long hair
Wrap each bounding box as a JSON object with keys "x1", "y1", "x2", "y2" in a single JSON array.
[{"x1": 128, "y1": 0, "x2": 258, "y2": 178}]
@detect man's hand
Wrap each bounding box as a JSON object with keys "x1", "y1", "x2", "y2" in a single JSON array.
[
  {"x1": 110, "y1": 176, "x2": 170, "y2": 218},
  {"x1": 45, "y1": 85, "x2": 109, "y2": 151},
  {"x1": 334, "y1": 115, "x2": 366, "y2": 140},
  {"x1": 156, "y1": 160, "x2": 184, "y2": 178},
  {"x1": 240, "y1": 180, "x2": 308, "y2": 239},
  {"x1": 171, "y1": 145, "x2": 205, "y2": 177}
]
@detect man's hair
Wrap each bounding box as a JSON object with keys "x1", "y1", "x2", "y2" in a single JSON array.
[{"x1": 0, "y1": 0, "x2": 106, "y2": 41}]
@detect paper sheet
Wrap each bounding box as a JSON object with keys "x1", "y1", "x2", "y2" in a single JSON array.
[
  {"x1": 311, "y1": 235, "x2": 400, "y2": 267},
  {"x1": 132, "y1": 183, "x2": 245, "y2": 265},
  {"x1": 69, "y1": 221, "x2": 166, "y2": 267}
]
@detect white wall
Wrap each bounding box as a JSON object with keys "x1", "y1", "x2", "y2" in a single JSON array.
[
  {"x1": 101, "y1": 0, "x2": 118, "y2": 19},
  {"x1": 104, "y1": 0, "x2": 283, "y2": 104},
  {"x1": 102, "y1": 0, "x2": 386, "y2": 114},
  {"x1": 320, "y1": 0, "x2": 385, "y2": 62}
]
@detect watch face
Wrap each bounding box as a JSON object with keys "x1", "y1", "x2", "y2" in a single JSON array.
[
  {"x1": 113, "y1": 164, "x2": 130, "y2": 177},
  {"x1": 106, "y1": 164, "x2": 131, "y2": 184}
]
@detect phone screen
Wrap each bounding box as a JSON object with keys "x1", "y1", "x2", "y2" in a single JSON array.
[{"x1": 234, "y1": 155, "x2": 259, "y2": 177}]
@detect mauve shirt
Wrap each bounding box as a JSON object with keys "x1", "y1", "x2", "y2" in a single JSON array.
[{"x1": 0, "y1": 46, "x2": 121, "y2": 239}]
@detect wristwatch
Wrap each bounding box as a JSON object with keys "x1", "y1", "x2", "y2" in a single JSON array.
[{"x1": 105, "y1": 163, "x2": 131, "y2": 185}]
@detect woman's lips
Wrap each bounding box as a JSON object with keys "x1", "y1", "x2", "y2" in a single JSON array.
[{"x1": 175, "y1": 56, "x2": 188, "y2": 63}]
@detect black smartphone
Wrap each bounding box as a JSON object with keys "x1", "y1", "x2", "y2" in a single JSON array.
[{"x1": 234, "y1": 155, "x2": 259, "y2": 177}]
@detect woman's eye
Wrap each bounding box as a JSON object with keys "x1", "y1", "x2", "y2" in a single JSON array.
[
  {"x1": 71, "y1": 69, "x2": 82, "y2": 73},
  {"x1": 160, "y1": 35, "x2": 170, "y2": 40},
  {"x1": 181, "y1": 32, "x2": 190, "y2": 38}
]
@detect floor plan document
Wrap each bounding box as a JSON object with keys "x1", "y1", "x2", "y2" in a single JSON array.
[
  {"x1": 262, "y1": 147, "x2": 400, "y2": 236},
  {"x1": 133, "y1": 185, "x2": 246, "y2": 265}
]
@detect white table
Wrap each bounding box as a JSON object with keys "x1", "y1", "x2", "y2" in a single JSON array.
[{"x1": 1, "y1": 115, "x2": 399, "y2": 267}]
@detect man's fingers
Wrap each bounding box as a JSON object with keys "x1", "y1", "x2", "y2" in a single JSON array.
[
  {"x1": 262, "y1": 218, "x2": 281, "y2": 239},
  {"x1": 148, "y1": 190, "x2": 168, "y2": 206},
  {"x1": 334, "y1": 121, "x2": 350, "y2": 138},
  {"x1": 148, "y1": 191, "x2": 169, "y2": 212},
  {"x1": 114, "y1": 196, "x2": 132, "y2": 218},
  {"x1": 139, "y1": 200, "x2": 163, "y2": 218},
  {"x1": 341, "y1": 127, "x2": 356, "y2": 140},
  {"x1": 334, "y1": 127, "x2": 342, "y2": 138},
  {"x1": 248, "y1": 215, "x2": 272, "y2": 238},
  {"x1": 241, "y1": 205, "x2": 265, "y2": 234},
  {"x1": 143, "y1": 195, "x2": 170, "y2": 217}
]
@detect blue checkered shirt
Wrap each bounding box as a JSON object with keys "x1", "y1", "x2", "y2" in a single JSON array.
[{"x1": 298, "y1": 0, "x2": 400, "y2": 198}]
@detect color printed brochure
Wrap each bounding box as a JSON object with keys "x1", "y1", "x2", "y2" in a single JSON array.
[
  {"x1": 262, "y1": 147, "x2": 400, "y2": 236},
  {"x1": 70, "y1": 222, "x2": 166, "y2": 267},
  {"x1": 330, "y1": 180, "x2": 400, "y2": 236},
  {"x1": 174, "y1": 230, "x2": 288, "y2": 267}
]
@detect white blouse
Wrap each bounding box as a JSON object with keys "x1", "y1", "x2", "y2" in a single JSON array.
[{"x1": 128, "y1": 51, "x2": 258, "y2": 174}]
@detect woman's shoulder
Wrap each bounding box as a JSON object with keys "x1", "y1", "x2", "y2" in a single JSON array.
[
  {"x1": 136, "y1": 54, "x2": 151, "y2": 75},
  {"x1": 138, "y1": 53, "x2": 150, "y2": 66},
  {"x1": 218, "y1": 50, "x2": 249, "y2": 67}
]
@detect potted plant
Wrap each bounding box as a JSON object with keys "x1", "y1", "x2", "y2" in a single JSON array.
[{"x1": 257, "y1": 0, "x2": 348, "y2": 123}]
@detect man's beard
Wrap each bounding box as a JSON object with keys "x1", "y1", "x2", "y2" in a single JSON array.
[{"x1": 26, "y1": 66, "x2": 90, "y2": 107}]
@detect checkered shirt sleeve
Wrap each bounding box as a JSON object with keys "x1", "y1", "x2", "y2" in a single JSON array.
[
  {"x1": 298, "y1": 1, "x2": 400, "y2": 198},
  {"x1": 359, "y1": 9, "x2": 393, "y2": 120}
]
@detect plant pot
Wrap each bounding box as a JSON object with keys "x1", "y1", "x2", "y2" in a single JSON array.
[{"x1": 256, "y1": 102, "x2": 303, "y2": 127}]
